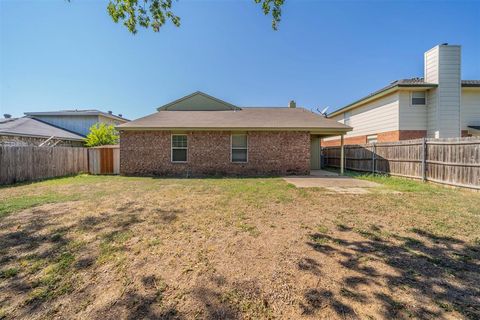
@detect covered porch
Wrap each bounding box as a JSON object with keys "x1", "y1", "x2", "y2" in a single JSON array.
[{"x1": 310, "y1": 132, "x2": 348, "y2": 174}]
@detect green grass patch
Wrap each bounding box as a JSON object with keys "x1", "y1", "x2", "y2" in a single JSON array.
[
  {"x1": 97, "y1": 230, "x2": 133, "y2": 264},
  {"x1": 347, "y1": 171, "x2": 446, "y2": 193},
  {"x1": 27, "y1": 251, "x2": 75, "y2": 303},
  {"x1": 0, "y1": 193, "x2": 79, "y2": 219},
  {"x1": 0, "y1": 267, "x2": 19, "y2": 279},
  {"x1": 316, "y1": 224, "x2": 329, "y2": 234}
]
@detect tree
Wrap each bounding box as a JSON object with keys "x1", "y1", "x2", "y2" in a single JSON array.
[
  {"x1": 107, "y1": 0, "x2": 284, "y2": 34},
  {"x1": 84, "y1": 123, "x2": 119, "y2": 147}
]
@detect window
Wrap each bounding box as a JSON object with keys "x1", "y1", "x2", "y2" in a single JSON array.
[
  {"x1": 366, "y1": 134, "x2": 378, "y2": 144},
  {"x1": 344, "y1": 111, "x2": 351, "y2": 126},
  {"x1": 171, "y1": 134, "x2": 187, "y2": 162},
  {"x1": 411, "y1": 91, "x2": 426, "y2": 106},
  {"x1": 231, "y1": 134, "x2": 248, "y2": 163}
]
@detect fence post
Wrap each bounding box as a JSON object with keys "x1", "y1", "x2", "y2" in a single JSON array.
[
  {"x1": 372, "y1": 143, "x2": 376, "y2": 174},
  {"x1": 422, "y1": 137, "x2": 427, "y2": 182},
  {"x1": 340, "y1": 135, "x2": 345, "y2": 175}
]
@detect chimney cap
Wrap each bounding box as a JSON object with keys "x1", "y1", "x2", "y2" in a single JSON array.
[
  {"x1": 289, "y1": 100, "x2": 296, "y2": 108},
  {"x1": 3, "y1": 114, "x2": 12, "y2": 119}
]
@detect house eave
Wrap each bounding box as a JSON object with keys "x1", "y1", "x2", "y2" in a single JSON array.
[{"x1": 117, "y1": 127, "x2": 351, "y2": 135}]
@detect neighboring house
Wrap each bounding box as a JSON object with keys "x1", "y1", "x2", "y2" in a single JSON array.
[
  {"x1": 324, "y1": 44, "x2": 480, "y2": 146},
  {"x1": 117, "y1": 91, "x2": 351, "y2": 176},
  {"x1": 24, "y1": 109, "x2": 129, "y2": 137},
  {"x1": 0, "y1": 116, "x2": 85, "y2": 147}
]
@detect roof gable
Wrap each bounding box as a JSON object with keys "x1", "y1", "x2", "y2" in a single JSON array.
[{"x1": 157, "y1": 91, "x2": 241, "y2": 111}]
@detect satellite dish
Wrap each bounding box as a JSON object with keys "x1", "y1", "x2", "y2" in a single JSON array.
[{"x1": 315, "y1": 107, "x2": 329, "y2": 116}]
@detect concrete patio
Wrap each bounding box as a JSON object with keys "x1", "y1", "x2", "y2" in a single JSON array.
[{"x1": 283, "y1": 170, "x2": 380, "y2": 193}]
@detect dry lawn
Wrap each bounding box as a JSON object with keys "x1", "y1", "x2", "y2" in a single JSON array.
[{"x1": 0, "y1": 174, "x2": 479, "y2": 319}]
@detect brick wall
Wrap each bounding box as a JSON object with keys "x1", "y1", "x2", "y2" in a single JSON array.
[
  {"x1": 322, "y1": 130, "x2": 427, "y2": 146},
  {"x1": 120, "y1": 131, "x2": 310, "y2": 177}
]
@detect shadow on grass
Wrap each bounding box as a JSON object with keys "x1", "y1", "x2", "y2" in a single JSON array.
[{"x1": 299, "y1": 226, "x2": 480, "y2": 319}]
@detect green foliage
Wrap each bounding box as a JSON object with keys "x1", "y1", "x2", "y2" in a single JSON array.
[
  {"x1": 254, "y1": 0, "x2": 284, "y2": 30},
  {"x1": 84, "y1": 123, "x2": 119, "y2": 147},
  {"x1": 106, "y1": 0, "x2": 284, "y2": 34}
]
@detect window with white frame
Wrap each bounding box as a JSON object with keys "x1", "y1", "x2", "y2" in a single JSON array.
[
  {"x1": 231, "y1": 134, "x2": 248, "y2": 163},
  {"x1": 366, "y1": 134, "x2": 378, "y2": 144},
  {"x1": 171, "y1": 134, "x2": 187, "y2": 162},
  {"x1": 411, "y1": 91, "x2": 426, "y2": 106}
]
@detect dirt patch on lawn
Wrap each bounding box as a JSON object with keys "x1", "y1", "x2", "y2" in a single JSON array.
[{"x1": 0, "y1": 176, "x2": 479, "y2": 319}]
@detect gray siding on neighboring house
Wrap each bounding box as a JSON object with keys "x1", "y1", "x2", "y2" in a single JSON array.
[
  {"x1": 32, "y1": 115, "x2": 101, "y2": 136},
  {"x1": 32, "y1": 115, "x2": 125, "y2": 136}
]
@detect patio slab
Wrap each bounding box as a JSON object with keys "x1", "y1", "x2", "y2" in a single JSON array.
[{"x1": 283, "y1": 170, "x2": 380, "y2": 191}]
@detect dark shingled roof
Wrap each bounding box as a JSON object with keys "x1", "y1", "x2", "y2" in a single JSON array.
[
  {"x1": 329, "y1": 78, "x2": 480, "y2": 117},
  {"x1": 0, "y1": 117, "x2": 85, "y2": 140},
  {"x1": 462, "y1": 80, "x2": 480, "y2": 87}
]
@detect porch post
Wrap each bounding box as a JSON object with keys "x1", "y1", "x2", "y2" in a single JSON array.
[{"x1": 340, "y1": 134, "x2": 345, "y2": 175}]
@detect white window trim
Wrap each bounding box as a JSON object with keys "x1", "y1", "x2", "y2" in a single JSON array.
[
  {"x1": 171, "y1": 134, "x2": 188, "y2": 163},
  {"x1": 410, "y1": 91, "x2": 427, "y2": 107},
  {"x1": 366, "y1": 134, "x2": 378, "y2": 144},
  {"x1": 231, "y1": 134, "x2": 248, "y2": 163}
]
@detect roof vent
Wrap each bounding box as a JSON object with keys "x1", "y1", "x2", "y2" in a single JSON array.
[
  {"x1": 289, "y1": 100, "x2": 296, "y2": 108},
  {"x1": 108, "y1": 111, "x2": 113, "y2": 114},
  {"x1": 3, "y1": 114, "x2": 12, "y2": 119}
]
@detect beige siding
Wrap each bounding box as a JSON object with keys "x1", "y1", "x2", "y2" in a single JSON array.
[
  {"x1": 461, "y1": 89, "x2": 480, "y2": 128},
  {"x1": 336, "y1": 92, "x2": 399, "y2": 138},
  {"x1": 424, "y1": 45, "x2": 462, "y2": 138},
  {"x1": 424, "y1": 46, "x2": 440, "y2": 84},
  {"x1": 162, "y1": 94, "x2": 235, "y2": 111},
  {"x1": 427, "y1": 87, "x2": 438, "y2": 137},
  {"x1": 398, "y1": 90, "x2": 428, "y2": 130}
]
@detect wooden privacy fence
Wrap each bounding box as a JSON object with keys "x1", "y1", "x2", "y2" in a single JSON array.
[
  {"x1": 0, "y1": 146, "x2": 88, "y2": 185},
  {"x1": 323, "y1": 137, "x2": 480, "y2": 190}
]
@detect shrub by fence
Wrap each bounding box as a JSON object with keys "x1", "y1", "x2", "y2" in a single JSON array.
[
  {"x1": 323, "y1": 137, "x2": 480, "y2": 190},
  {"x1": 0, "y1": 146, "x2": 88, "y2": 185}
]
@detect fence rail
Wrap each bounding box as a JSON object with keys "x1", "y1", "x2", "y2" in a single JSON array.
[
  {"x1": 323, "y1": 137, "x2": 480, "y2": 190},
  {"x1": 0, "y1": 146, "x2": 89, "y2": 185}
]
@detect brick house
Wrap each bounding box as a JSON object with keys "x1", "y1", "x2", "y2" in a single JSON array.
[
  {"x1": 323, "y1": 44, "x2": 480, "y2": 146},
  {"x1": 117, "y1": 92, "x2": 351, "y2": 177}
]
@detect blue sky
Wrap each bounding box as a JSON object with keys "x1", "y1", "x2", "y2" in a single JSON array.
[{"x1": 1, "y1": 0, "x2": 479, "y2": 119}]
